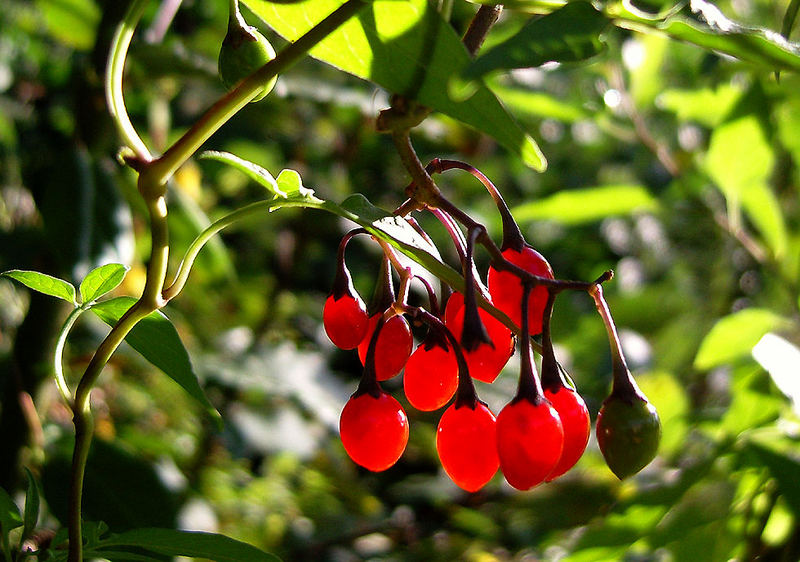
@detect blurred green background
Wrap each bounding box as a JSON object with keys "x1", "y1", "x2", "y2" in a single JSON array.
[{"x1": 1, "y1": 0, "x2": 799, "y2": 559}]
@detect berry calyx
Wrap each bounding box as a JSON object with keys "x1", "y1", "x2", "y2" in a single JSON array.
[
  {"x1": 324, "y1": 294, "x2": 369, "y2": 350},
  {"x1": 539, "y1": 289, "x2": 590, "y2": 481},
  {"x1": 488, "y1": 246, "x2": 554, "y2": 336},
  {"x1": 340, "y1": 391, "x2": 409, "y2": 472},
  {"x1": 436, "y1": 401, "x2": 499, "y2": 492},
  {"x1": 596, "y1": 394, "x2": 660, "y2": 479},
  {"x1": 357, "y1": 314, "x2": 413, "y2": 380},
  {"x1": 496, "y1": 398, "x2": 564, "y2": 490},
  {"x1": 403, "y1": 335, "x2": 458, "y2": 411},
  {"x1": 218, "y1": 3, "x2": 277, "y2": 102},
  {"x1": 451, "y1": 304, "x2": 514, "y2": 383}
]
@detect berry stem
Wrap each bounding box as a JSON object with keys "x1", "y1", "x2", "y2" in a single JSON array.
[
  {"x1": 429, "y1": 158, "x2": 524, "y2": 252},
  {"x1": 354, "y1": 317, "x2": 387, "y2": 399},
  {"x1": 513, "y1": 283, "x2": 545, "y2": 405},
  {"x1": 460, "y1": 228, "x2": 492, "y2": 352},
  {"x1": 589, "y1": 284, "x2": 645, "y2": 403},
  {"x1": 332, "y1": 228, "x2": 367, "y2": 300},
  {"x1": 369, "y1": 256, "x2": 396, "y2": 316},
  {"x1": 412, "y1": 275, "x2": 441, "y2": 318},
  {"x1": 539, "y1": 289, "x2": 567, "y2": 393}
]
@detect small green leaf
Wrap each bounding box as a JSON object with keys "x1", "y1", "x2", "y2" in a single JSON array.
[
  {"x1": 694, "y1": 308, "x2": 790, "y2": 370},
  {"x1": 21, "y1": 468, "x2": 40, "y2": 543},
  {"x1": 658, "y1": 85, "x2": 742, "y2": 127},
  {"x1": 96, "y1": 528, "x2": 280, "y2": 561},
  {"x1": 276, "y1": 169, "x2": 316, "y2": 198},
  {"x1": 462, "y1": 2, "x2": 609, "y2": 80},
  {"x1": 200, "y1": 151, "x2": 286, "y2": 197},
  {"x1": 79, "y1": 263, "x2": 129, "y2": 305},
  {"x1": 35, "y1": 0, "x2": 100, "y2": 50},
  {"x1": 1, "y1": 270, "x2": 77, "y2": 305},
  {"x1": 245, "y1": 0, "x2": 546, "y2": 170},
  {"x1": 512, "y1": 185, "x2": 658, "y2": 225},
  {"x1": 0, "y1": 486, "x2": 22, "y2": 532},
  {"x1": 90, "y1": 297, "x2": 220, "y2": 422}
]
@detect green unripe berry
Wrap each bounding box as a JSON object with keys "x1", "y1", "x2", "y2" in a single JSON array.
[
  {"x1": 596, "y1": 395, "x2": 661, "y2": 479},
  {"x1": 218, "y1": 17, "x2": 276, "y2": 102}
]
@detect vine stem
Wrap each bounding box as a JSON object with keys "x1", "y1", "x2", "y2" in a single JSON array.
[
  {"x1": 146, "y1": 0, "x2": 367, "y2": 186},
  {"x1": 53, "y1": 307, "x2": 84, "y2": 405},
  {"x1": 105, "y1": 0, "x2": 152, "y2": 162}
]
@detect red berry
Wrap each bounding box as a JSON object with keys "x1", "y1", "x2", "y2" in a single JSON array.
[
  {"x1": 450, "y1": 303, "x2": 514, "y2": 384},
  {"x1": 436, "y1": 402, "x2": 499, "y2": 492},
  {"x1": 443, "y1": 292, "x2": 464, "y2": 327},
  {"x1": 357, "y1": 314, "x2": 413, "y2": 381},
  {"x1": 403, "y1": 340, "x2": 458, "y2": 411},
  {"x1": 488, "y1": 246, "x2": 554, "y2": 335},
  {"x1": 340, "y1": 391, "x2": 409, "y2": 471},
  {"x1": 496, "y1": 399, "x2": 563, "y2": 490},
  {"x1": 323, "y1": 293, "x2": 369, "y2": 349},
  {"x1": 543, "y1": 387, "x2": 590, "y2": 481}
]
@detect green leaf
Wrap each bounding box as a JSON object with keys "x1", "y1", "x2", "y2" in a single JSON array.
[
  {"x1": 96, "y1": 528, "x2": 280, "y2": 561},
  {"x1": 658, "y1": 85, "x2": 742, "y2": 127},
  {"x1": 276, "y1": 169, "x2": 316, "y2": 198},
  {"x1": 705, "y1": 109, "x2": 788, "y2": 259},
  {"x1": 492, "y1": 84, "x2": 590, "y2": 123},
  {"x1": 21, "y1": 468, "x2": 40, "y2": 543},
  {"x1": 746, "y1": 442, "x2": 800, "y2": 518},
  {"x1": 512, "y1": 185, "x2": 658, "y2": 225},
  {"x1": 614, "y1": 0, "x2": 800, "y2": 72},
  {"x1": 1, "y1": 270, "x2": 77, "y2": 305},
  {"x1": 200, "y1": 151, "x2": 286, "y2": 197},
  {"x1": 694, "y1": 308, "x2": 790, "y2": 370},
  {"x1": 244, "y1": 0, "x2": 546, "y2": 171},
  {"x1": 35, "y1": 0, "x2": 100, "y2": 50},
  {"x1": 90, "y1": 297, "x2": 220, "y2": 421},
  {"x1": 462, "y1": 2, "x2": 609, "y2": 80},
  {"x1": 79, "y1": 263, "x2": 129, "y2": 305},
  {"x1": 0, "y1": 487, "x2": 22, "y2": 532}
]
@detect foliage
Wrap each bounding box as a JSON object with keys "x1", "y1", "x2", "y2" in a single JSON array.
[{"x1": 1, "y1": 0, "x2": 800, "y2": 559}]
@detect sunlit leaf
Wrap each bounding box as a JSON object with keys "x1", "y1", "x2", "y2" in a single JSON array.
[
  {"x1": 746, "y1": 442, "x2": 800, "y2": 518},
  {"x1": 752, "y1": 333, "x2": 800, "y2": 416},
  {"x1": 79, "y1": 263, "x2": 129, "y2": 305},
  {"x1": 35, "y1": 0, "x2": 100, "y2": 50},
  {"x1": 613, "y1": 0, "x2": 800, "y2": 72},
  {"x1": 657, "y1": 85, "x2": 742, "y2": 127},
  {"x1": 244, "y1": 0, "x2": 546, "y2": 170},
  {"x1": 1, "y1": 270, "x2": 77, "y2": 305},
  {"x1": 90, "y1": 297, "x2": 220, "y2": 422},
  {"x1": 200, "y1": 151, "x2": 286, "y2": 197},
  {"x1": 513, "y1": 185, "x2": 658, "y2": 225},
  {"x1": 492, "y1": 84, "x2": 590, "y2": 123},
  {"x1": 462, "y1": 2, "x2": 609, "y2": 79},
  {"x1": 95, "y1": 528, "x2": 280, "y2": 561},
  {"x1": 694, "y1": 308, "x2": 789, "y2": 370}
]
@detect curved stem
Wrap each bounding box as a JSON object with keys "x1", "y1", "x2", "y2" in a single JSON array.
[
  {"x1": 147, "y1": 0, "x2": 366, "y2": 185},
  {"x1": 53, "y1": 307, "x2": 85, "y2": 405},
  {"x1": 106, "y1": 0, "x2": 152, "y2": 161}
]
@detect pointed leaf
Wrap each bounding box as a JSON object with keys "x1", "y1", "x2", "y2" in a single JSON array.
[
  {"x1": 21, "y1": 468, "x2": 40, "y2": 543},
  {"x1": 90, "y1": 297, "x2": 220, "y2": 421},
  {"x1": 0, "y1": 487, "x2": 22, "y2": 532},
  {"x1": 79, "y1": 263, "x2": 129, "y2": 305},
  {"x1": 96, "y1": 528, "x2": 280, "y2": 561},
  {"x1": 244, "y1": 0, "x2": 546, "y2": 170},
  {"x1": 614, "y1": 0, "x2": 800, "y2": 72},
  {"x1": 694, "y1": 308, "x2": 790, "y2": 370},
  {"x1": 1, "y1": 270, "x2": 77, "y2": 305},
  {"x1": 463, "y1": 2, "x2": 609, "y2": 80},
  {"x1": 512, "y1": 185, "x2": 658, "y2": 225},
  {"x1": 276, "y1": 169, "x2": 315, "y2": 198},
  {"x1": 199, "y1": 151, "x2": 286, "y2": 197}
]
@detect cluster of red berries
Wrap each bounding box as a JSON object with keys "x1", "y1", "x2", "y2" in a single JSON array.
[{"x1": 325, "y1": 159, "x2": 660, "y2": 491}]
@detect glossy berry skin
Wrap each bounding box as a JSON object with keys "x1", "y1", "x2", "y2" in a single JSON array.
[
  {"x1": 543, "y1": 387, "x2": 591, "y2": 481},
  {"x1": 218, "y1": 25, "x2": 277, "y2": 102},
  {"x1": 403, "y1": 341, "x2": 458, "y2": 411},
  {"x1": 449, "y1": 302, "x2": 514, "y2": 384},
  {"x1": 436, "y1": 402, "x2": 499, "y2": 492},
  {"x1": 488, "y1": 246, "x2": 554, "y2": 336},
  {"x1": 323, "y1": 294, "x2": 369, "y2": 350},
  {"x1": 357, "y1": 314, "x2": 413, "y2": 381},
  {"x1": 596, "y1": 395, "x2": 661, "y2": 479},
  {"x1": 496, "y1": 399, "x2": 564, "y2": 490},
  {"x1": 340, "y1": 392, "x2": 409, "y2": 472}
]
